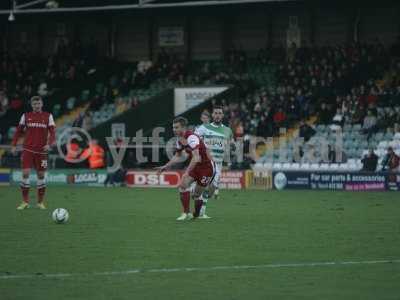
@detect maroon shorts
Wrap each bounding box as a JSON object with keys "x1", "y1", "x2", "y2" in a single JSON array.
[
  {"x1": 21, "y1": 150, "x2": 48, "y2": 171},
  {"x1": 189, "y1": 161, "x2": 216, "y2": 187}
]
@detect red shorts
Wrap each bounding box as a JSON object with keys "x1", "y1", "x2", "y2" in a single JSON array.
[
  {"x1": 21, "y1": 150, "x2": 48, "y2": 171},
  {"x1": 189, "y1": 161, "x2": 216, "y2": 187}
]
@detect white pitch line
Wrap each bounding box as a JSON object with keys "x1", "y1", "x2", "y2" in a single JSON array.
[{"x1": 1, "y1": 259, "x2": 400, "y2": 280}]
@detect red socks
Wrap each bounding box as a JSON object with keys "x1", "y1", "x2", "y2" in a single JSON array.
[
  {"x1": 20, "y1": 178, "x2": 46, "y2": 204},
  {"x1": 37, "y1": 179, "x2": 46, "y2": 203},
  {"x1": 180, "y1": 191, "x2": 190, "y2": 213},
  {"x1": 20, "y1": 178, "x2": 30, "y2": 203},
  {"x1": 37, "y1": 186, "x2": 46, "y2": 203},
  {"x1": 21, "y1": 185, "x2": 30, "y2": 203},
  {"x1": 179, "y1": 190, "x2": 203, "y2": 217}
]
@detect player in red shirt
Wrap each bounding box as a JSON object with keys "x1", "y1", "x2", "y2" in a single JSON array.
[
  {"x1": 11, "y1": 96, "x2": 56, "y2": 210},
  {"x1": 156, "y1": 117, "x2": 216, "y2": 221}
]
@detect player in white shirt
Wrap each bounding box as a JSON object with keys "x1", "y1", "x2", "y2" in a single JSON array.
[{"x1": 195, "y1": 106, "x2": 234, "y2": 218}]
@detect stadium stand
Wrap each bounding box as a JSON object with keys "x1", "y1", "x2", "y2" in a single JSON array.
[
  {"x1": 251, "y1": 42, "x2": 400, "y2": 171},
  {"x1": 1, "y1": 35, "x2": 399, "y2": 172}
]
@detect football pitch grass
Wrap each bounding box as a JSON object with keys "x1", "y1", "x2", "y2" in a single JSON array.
[{"x1": 1, "y1": 187, "x2": 399, "y2": 300}]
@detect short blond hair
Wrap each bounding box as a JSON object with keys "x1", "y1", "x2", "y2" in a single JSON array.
[
  {"x1": 173, "y1": 117, "x2": 188, "y2": 127},
  {"x1": 30, "y1": 95, "x2": 43, "y2": 103}
]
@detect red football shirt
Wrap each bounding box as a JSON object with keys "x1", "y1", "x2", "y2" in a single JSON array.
[
  {"x1": 12, "y1": 111, "x2": 56, "y2": 154},
  {"x1": 176, "y1": 130, "x2": 212, "y2": 168}
]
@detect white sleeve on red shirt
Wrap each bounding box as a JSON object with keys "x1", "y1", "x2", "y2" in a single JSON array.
[
  {"x1": 19, "y1": 114, "x2": 25, "y2": 125},
  {"x1": 48, "y1": 114, "x2": 55, "y2": 127},
  {"x1": 187, "y1": 134, "x2": 200, "y2": 150},
  {"x1": 176, "y1": 140, "x2": 183, "y2": 152}
]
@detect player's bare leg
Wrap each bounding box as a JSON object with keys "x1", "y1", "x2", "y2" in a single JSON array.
[
  {"x1": 177, "y1": 174, "x2": 195, "y2": 221},
  {"x1": 17, "y1": 168, "x2": 31, "y2": 210},
  {"x1": 36, "y1": 171, "x2": 47, "y2": 209},
  {"x1": 192, "y1": 183, "x2": 206, "y2": 218}
]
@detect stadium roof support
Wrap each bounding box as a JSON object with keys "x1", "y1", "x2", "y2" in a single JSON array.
[
  {"x1": 139, "y1": 0, "x2": 159, "y2": 4},
  {"x1": 16, "y1": 0, "x2": 49, "y2": 9},
  {"x1": 0, "y1": 0, "x2": 294, "y2": 14}
]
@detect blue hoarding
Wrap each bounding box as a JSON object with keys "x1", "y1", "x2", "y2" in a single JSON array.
[{"x1": 273, "y1": 171, "x2": 399, "y2": 191}]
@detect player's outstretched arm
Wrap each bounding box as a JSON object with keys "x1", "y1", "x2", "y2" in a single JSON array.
[{"x1": 155, "y1": 152, "x2": 182, "y2": 174}]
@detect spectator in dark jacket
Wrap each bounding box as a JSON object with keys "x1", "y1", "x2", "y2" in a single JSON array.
[
  {"x1": 382, "y1": 147, "x2": 400, "y2": 172},
  {"x1": 317, "y1": 102, "x2": 332, "y2": 125},
  {"x1": 298, "y1": 120, "x2": 316, "y2": 142},
  {"x1": 361, "y1": 149, "x2": 378, "y2": 172}
]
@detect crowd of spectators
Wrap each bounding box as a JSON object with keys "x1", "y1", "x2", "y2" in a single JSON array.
[
  {"x1": 208, "y1": 41, "x2": 400, "y2": 143},
  {"x1": 190, "y1": 40, "x2": 399, "y2": 169},
  {"x1": 112, "y1": 41, "x2": 400, "y2": 166},
  {"x1": 2, "y1": 37, "x2": 400, "y2": 171},
  {"x1": 311, "y1": 44, "x2": 400, "y2": 131},
  {"x1": 0, "y1": 37, "x2": 102, "y2": 143},
  {"x1": 75, "y1": 47, "x2": 258, "y2": 131}
]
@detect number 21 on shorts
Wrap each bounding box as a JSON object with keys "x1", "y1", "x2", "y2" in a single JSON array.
[{"x1": 200, "y1": 176, "x2": 211, "y2": 185}]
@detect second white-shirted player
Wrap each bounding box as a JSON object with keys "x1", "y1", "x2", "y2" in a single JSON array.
[{"x1": 195, "y1": 105, "x2": 234, "y2": 219}]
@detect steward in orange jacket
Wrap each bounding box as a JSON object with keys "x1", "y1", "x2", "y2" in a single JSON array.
[{"x1": 80, "y1": 140, "x2": 105, "y2": 169}]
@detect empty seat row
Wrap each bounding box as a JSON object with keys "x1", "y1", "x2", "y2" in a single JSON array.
[{"x1": 254, "y1": 162, "x2": 363, "y2": 171}]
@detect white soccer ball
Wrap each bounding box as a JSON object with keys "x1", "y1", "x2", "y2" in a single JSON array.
[{"x1": 52, "y1": 208, "x2": 69, "y2": 224}]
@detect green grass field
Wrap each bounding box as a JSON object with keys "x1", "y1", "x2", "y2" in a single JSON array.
[{"x1": 0, "y1": 186, "x2": 399, "y2": 300}]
